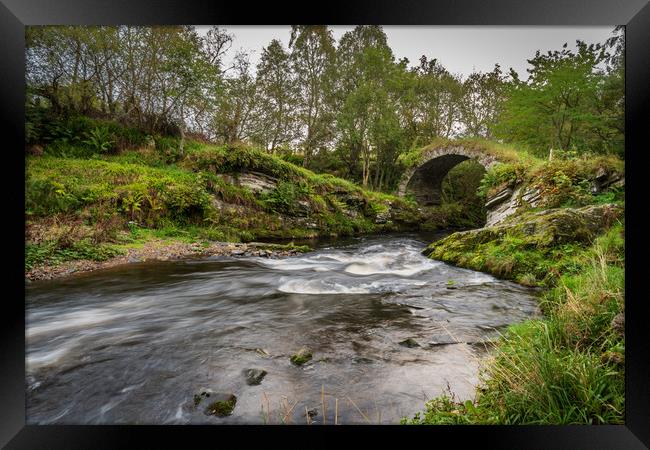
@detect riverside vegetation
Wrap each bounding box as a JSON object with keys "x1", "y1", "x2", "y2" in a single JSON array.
[
  {"x1": 25, "y1": 25, "x2": 625, "y2": 425},
  {"x1": 404, "y1": 156, "x2": 625, "y2": 425}
]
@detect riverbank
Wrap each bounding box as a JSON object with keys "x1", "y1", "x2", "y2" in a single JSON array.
[
  {"x1": 25, "y1": 238, "x2": 311, "y2": 282},
  {"x1": 405, "y1": 202, "x2": 625, "y2": 424}
]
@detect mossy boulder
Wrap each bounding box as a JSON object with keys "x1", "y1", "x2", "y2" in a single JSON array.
[
  {"x1": 399, "y1": 338, "x2": 421, "y2": 348},
  {"x1": 203, "y1": 393, "x2": 237, "y2": 417},
  {"x1": 290, "y1": 348, "x2": 313, "y2": 366},
  {"x1": 423, "y1": 203, "x2": 623, "y2": 286}
]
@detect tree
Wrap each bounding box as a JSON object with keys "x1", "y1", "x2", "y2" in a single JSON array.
[
  {"x1": 251, "y1": 39, "x2": 298, "y2": 153},
  {"x1": 289, "y1": 26, "x2": 337, "y2": 167},
  {"x1": 335, "y1": 27, "x2": 407, "y2": 189},
  {"x1": 411, "y1": 56, "x2": 464, "y2": 141},
  {"x1": 212, "y1": 51, "x2": 257, "y2": 144},
  {"x1": 459, "y1": 64, "x2": 508, "y2": 138},
  {"x1": 492, "y1": 39, "x2": 621, "y2": 157}
]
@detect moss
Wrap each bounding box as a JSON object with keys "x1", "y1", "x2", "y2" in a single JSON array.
[
  {"x1": 398, "y1": 137, "x2": 535, "y2": 170},
  {"x1": 424, "y1": 204, "x2": 623, "y2": 286},
  {"x1": 399, "y1": 338, "x2": 420, "y2": 348},
  {"x1": 290, "y1": 348, "x2": 313, "y2": 366},
  {"x1": 480, "y1": 155, "x2": 624, "y2": 208},
  {"x1": 204, "y1": 394, "x2": 237, "y2": 417}
]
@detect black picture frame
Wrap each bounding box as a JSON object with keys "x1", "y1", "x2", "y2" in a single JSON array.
[{"x1": 1, "y1": 0, "x2": 648, "y2": 447}]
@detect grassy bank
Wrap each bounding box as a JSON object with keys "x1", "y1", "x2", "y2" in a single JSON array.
[
  {"x1": 404, "y1": 144, "x2": 625, "y2": 424},
  {"x1": 404, "y1": 223, "x2": 624, "y2": 424},
  {"x1": 26, "y1": 116, "x2": 488, "y2": 273}
]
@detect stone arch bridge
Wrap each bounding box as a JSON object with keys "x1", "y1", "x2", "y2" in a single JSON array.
[{"x1": 398, "y1": 145, "x2": 501, "y2": 206}]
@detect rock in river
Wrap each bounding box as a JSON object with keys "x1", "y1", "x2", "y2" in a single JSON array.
[
  {"x1": 398, "y1": 338, "x2": 420, "y2": 348},
  {"x1": 243, "y1": 368, "x2": 267, "y2": 386},
  {"x1": 203, "y1": 393, "x2": 238, "y2": 417},
  {"x1": 290, "y1": 348, "x2": 313, "y2": 366}
]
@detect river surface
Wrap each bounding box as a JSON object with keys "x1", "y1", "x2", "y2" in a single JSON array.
[{"x1": 26, "y1": 233, "x2": 541, "y2": 424}]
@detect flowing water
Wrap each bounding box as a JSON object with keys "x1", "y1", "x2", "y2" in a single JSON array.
[{"x1": 26, "y1": 233, "x2": 541, "y2": 424}]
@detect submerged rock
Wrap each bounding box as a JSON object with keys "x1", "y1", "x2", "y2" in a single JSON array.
[
  {"x1": 193, "y1": 388, "x2": 214, "y2": 407},
  {"x1": 243, "y1": 368, "x2": 267, "y2": 386},
  {"x1": 427, "y1": 334, "x2": 457, "y2": 346},
  {"x1": 203, "y1": 393, "x2": 237, "y2": 417},
  {"x1": 353, "y1": 356, "x2": 375, "y2": 364},
  {"x1": 290, "y1": 348, "x2": 313, "y2": 366},
  {"x1": 398, "y1": 338, "x2": 421, "y2": 348}
]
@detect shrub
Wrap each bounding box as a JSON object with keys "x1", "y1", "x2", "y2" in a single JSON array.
[
  {"x1": 83, "y1": 126, "x2": 115, "y2": 154},
  {"x1": 154, "y1": 136, "x2": 183, "y2": 163},
  {"x1": 478, "y1": 163, "x2": 526, "y2": 198},
  {"x1": 261, "y1": 181, "x2": 311, "y2": 214},
  {"x1": 26, "y1": 239, "x2": 124, "y2": 270}
]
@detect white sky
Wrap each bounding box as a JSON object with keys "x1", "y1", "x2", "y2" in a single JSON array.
[{"x1": 196, "y1": 25, "x2": 615, "y2": 79}]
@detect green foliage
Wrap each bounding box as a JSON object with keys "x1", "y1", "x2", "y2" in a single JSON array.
[
  {"x1": 154, "y1": 136, "x2": 183, "y2": 163},
  {"x1": 492, "y1": 39, "x2": 624, "y2": 158},
  {"x1": 529, "y1": 156, "x2": 624, "y2": 208},
  {"x1": 26, "y1": 239, "x2": 125, "y2": 270},
  {"x1": 407, "y1": 224, "x2": 625, "y2": 425},
  {"x1": 25, "y1": 178, "x2": 82, "y2": 216},
  {"x1": 261, "y1": 181, "x2": 312, "y2": 214},
  {"x1": 83, "y1": 126, "x2": 115, "y2": 153},
  {"x1": 478, "y1": 163, "x2": 527, "y2": 198},
  {"x1": 26, "y1": 157, "x2": 213, "y2": 225}
]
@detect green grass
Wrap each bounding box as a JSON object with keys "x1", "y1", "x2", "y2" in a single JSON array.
[
  {"x1": 404, "y1": 224, "x2": 625, "y2": 425},
  {"x1": 25, "y1": 140, "x2": 431, "y2": 272},
  {"x1": 25, "y1": 239, "x2": 125, "y2": 271},
  {"x1": 478, "y1": 154, "x2": 624, "y2": 206}
]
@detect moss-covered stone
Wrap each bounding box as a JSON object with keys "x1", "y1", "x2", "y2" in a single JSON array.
[
  {"x1": 203, "y1": 393, "x2": 237, "y2": 417},
  {"x1": 423, "y1": 203, "x2": 623, "y2": 286},
  {"x1": 399, "y1": 338, "x2": 421, "y2": 348},
  {"x1": 290, "y1": 348, "x2": 313, "y2": 366}
]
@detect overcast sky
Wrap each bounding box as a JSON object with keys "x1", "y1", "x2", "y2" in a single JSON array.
[{"x1": 196, "y1": 25, "x2": 615, "y2": 79}]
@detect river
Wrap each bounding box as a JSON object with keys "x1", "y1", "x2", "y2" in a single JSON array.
[{"x1": 25, "y1": 233, "x2": 541, "y2": 424}]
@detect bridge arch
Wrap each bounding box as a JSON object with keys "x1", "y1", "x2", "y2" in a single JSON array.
[{"x1": 398, "y1": 145, "x2": 500, "y2": 206}]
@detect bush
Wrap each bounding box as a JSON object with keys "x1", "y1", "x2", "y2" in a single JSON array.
[
  {"x1": 26, "y1": 239, "x2": 124, "y2": 270},
  {"x1": 478, "y1": 163, "x2": 527, "y2": 198},
  {"x1": 154, "y1": 136, "x2": 183, "y2": 163},
  {"x1": 83, "y1": 126, "x2": 115, "y2": 154},
  {"x1": 25, "y1": 178, "x2": 81, "y2": 216},
  {"x1": 261, "y1": 181, "x2": 312, "y2": 214}
]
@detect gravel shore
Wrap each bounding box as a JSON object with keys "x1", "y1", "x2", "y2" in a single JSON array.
[{"x1": 25, "y1": 239, "x2": 309, "y2": 282}]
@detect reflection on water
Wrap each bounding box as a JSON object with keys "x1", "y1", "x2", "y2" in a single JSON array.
[{"x1": 26, "y1": 233, "x2": 541, "y2": 424}]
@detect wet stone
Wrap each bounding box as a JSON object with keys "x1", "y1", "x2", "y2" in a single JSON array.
[
  {"x1": 203, "y1": 393, "x2": 237, "y2": 417},
  {"x1": 290, "y1": 348, "x2": 313, "y2": 366},
  {"x1": 398, "y1": 338, "x2": 420, "y2": 348},
  {"x1": 193, "y1": 388, "x2": 214, "y2": 407},
  {"x1": 243, "y1": 368, "x2": 267, "y2": 386}
]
